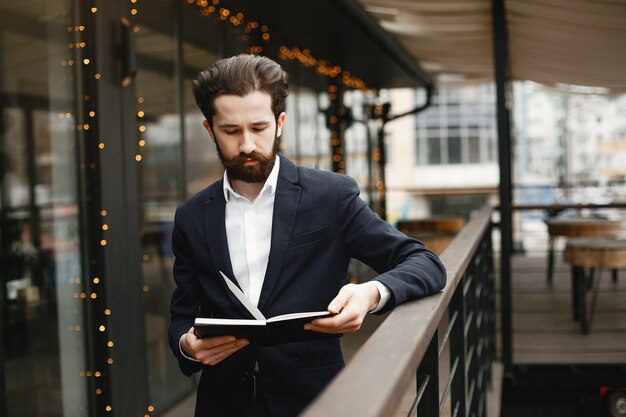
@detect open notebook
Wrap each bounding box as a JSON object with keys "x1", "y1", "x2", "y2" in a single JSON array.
[{"x1": 193, "y1": 271, "x2": 338, "y2": 345}]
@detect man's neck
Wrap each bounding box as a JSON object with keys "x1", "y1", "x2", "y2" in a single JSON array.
[{"x1": 231, "y1": 179, "x2": 264, "y2": 202}]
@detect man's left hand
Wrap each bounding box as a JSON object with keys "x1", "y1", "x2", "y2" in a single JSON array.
[{"x1": 304, "y1": 282, "x2": 381, "y2": 334}]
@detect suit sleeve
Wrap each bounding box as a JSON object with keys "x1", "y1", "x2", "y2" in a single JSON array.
[
  {"x1": 338, "y1": 177, "x2": 447, "y2": 314},
  {"x1": 168, "y1": 207, "x2": 204, "y2": 376}
]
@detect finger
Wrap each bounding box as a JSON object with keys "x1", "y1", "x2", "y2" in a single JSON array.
[
  {"x1": 197, "y1": 339, "x2": 248, "y2": 364},
  {"x1": 305, "y1": 309, "x2": 361, "y2": 333},
  {"x1": 204, "y1": 338, "x2": 248, "y2": 357},
  {"x1": 196, "y1": 335, "x2": 237, "y2": 350},
  {"x1": 327, "y1": 284, "x2": 355, "y2": 314},
  {"x1": 205, "y1": 342, "x2": 249, "y2": 366},
  {"x1": 306, "y1": 321, "x2": 361, "y2": 334}
]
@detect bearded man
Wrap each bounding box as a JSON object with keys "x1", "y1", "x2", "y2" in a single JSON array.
[{"x1": 168, "y1": 54, "x2": 446, "y2": 417}]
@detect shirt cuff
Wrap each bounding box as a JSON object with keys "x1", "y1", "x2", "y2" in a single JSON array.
[
  {"x1": 370, "y1": 280, "x2": 391, "y2": 313},
  {"x1": 179, "y1": 333, "x2": 201, "y2": 362}
]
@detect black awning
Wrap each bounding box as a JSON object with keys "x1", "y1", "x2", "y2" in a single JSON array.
[{"x1": 202, "y1": 0, "x2": 433, "y2": 90}]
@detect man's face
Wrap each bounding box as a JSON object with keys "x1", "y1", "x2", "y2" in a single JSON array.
[{"x1": 203, "y1": 91, "x2": 286, "y2": 184}]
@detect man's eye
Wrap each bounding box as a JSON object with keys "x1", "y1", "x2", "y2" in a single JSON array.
[
  {"x1": 253, "y1": 126, "x2": 267, "y2": 132},
  {"x1": 224, "y1": 130, "x2": 239, "y2": 135}
]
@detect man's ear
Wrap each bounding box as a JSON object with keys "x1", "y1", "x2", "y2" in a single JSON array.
[
  {"x1": 202, "y1": 120, "x2": 216, "y2": 142},
  {"x1": 276, "y1": 112, "x2": 287, "y2": 138}
]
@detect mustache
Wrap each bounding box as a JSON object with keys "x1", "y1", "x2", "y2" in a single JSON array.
[{"x1": 235, "y1": 151, "x2": 268, "y2": 163}]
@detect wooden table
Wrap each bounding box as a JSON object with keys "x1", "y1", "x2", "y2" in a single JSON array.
[
  {"x1": 397, "y1": 217, "x2": 464, "y2": 254},
  {"x1": 546, "y1": 217, "x2": 621, "y2": 282},
  {"x1": 563, "y1": 238, "x2": 626, "y2": 333}
]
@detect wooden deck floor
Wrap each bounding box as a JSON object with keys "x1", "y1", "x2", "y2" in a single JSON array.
[{"x1": 505, "y1": 254, "x2": 626, "y2": 364}]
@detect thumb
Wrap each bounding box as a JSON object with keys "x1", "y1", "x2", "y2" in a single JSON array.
[{"x1": 328, "y1": 284, "x2": 354, "y2": 314}]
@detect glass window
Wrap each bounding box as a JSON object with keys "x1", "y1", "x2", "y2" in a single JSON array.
[
  {"x1": 427, "y1": 137, "x2": 442, "y2": 165},
  {"x1": 448, "y1": 136, "x2": 462, "y2": 164},
  {"x1": 468, "y1": 135, "x2": 481, "y2": 163},
  {"x1": 1, "y1": 1, "x2": 89, "y2": 415}
]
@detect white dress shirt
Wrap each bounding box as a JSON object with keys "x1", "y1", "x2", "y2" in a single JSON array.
[{"x1": 222, "y1": 156, "x2": 280, "y2": 307}]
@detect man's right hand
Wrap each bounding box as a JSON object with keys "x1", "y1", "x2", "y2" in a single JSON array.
[{"x1": 181, "y1": 327, "x2": 249, "y2": 366}]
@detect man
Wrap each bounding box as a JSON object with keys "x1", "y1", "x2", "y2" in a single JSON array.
[{"x1": 168, "y1": 54, "x2": 446, "y2": 417}]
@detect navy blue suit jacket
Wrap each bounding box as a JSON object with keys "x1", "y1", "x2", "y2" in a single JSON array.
[{"x1": 168, "y1": 155, "x2": 446, "y2": 417}]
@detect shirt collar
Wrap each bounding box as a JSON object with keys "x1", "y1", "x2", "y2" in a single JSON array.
[{"x1": 222, "y1": 155, "x2": 280, "y2": 202}]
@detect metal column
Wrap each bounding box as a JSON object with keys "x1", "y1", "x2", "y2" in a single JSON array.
[{"x1": 492, "y1": 0, "x2": 513, "y2": 370}]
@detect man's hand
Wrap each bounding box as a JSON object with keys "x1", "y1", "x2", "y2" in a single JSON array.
[
  {"x1": 304, "y1": 282, "x2": 381, "y2": 334},
  {"x1": 181, "y1": 327, "x2": 249, "y2": 366}
]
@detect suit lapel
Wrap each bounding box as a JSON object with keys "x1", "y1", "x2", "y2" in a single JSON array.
[
  {"x1": 258, "y1": 156, "x2": 300, "y2": 311},
  {"x1": 204, "y1": 183, "x2": 251, "y2": 318}
]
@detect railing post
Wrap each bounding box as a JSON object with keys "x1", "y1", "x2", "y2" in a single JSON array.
[
  {"x1": 450, "y1": 280, "x2": 467, "y2": 417},
  {"x1": 417, "y1": 330, "x2": 439, "y2": 417},
  {"x1": 475, "y1": 235, "x2": 492, "y2": 417},
  {"x1": 480, "y1": 241, "x2": 488, "y2": 417},
  {"x1": 465, "y1": 263, "x2": 479, "y2": 417},
  {"x1": 485, "y1": 230, "x2": 496, "y2": 378}
]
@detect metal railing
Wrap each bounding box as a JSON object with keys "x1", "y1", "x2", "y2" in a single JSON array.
[{"x1": 302, "y1": 206, "x2": 496, "y2": 417}]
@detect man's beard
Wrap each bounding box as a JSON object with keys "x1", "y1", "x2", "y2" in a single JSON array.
[{"x1": 215, "y1": 135, "x2": 280, "y2": 184}]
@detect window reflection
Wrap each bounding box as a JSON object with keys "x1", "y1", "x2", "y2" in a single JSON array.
[{"x1": 1, "y1": 2, "x2": 88, "y2": 415}]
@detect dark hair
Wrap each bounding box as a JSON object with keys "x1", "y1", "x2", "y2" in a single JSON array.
[{"x1": 192, "y1": 54, "x2": 288, "y2": 126}]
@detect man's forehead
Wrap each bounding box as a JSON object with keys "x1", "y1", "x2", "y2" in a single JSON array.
[
  {"x1": 213, "y1": 90, "x2": 272, "y2": 106},
  {"x1": 212, "y1": 91, "x2": 275, "y2": 120}
]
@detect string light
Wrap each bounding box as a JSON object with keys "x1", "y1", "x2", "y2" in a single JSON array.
[
  {"x1": 278, "y1": 46, "x2": 368, "y2": 90},
  {"x1": 136, "y1": 96, "x2": 146, "y2": 161}
]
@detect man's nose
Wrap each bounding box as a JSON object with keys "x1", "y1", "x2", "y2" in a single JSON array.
[{"x1": 239, "y1": 130, "x2": 256, "y2": 154}]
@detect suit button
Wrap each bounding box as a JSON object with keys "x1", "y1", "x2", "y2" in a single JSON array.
[{"x1": 242, "y1": 371, "x2": 251, "y2": 381}]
